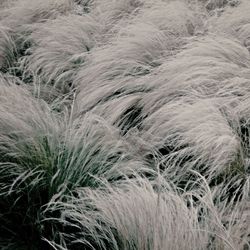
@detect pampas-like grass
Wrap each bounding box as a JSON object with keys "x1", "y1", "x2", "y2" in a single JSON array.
[
  {"x1": 0, "y1": 26, "x2": 16, "y2": 71},
  {"x1": 0, "y1": 0, "x2": 73, "y2": 74},
  {"x1": 140, "y1": 35, "x2": 250, "y2": 134},
  {"x1": 74, "y1": 23, "x2": 166, "y2": 114},
  {"x1": 87, "y1": 0, "x2": 145, "y2": 32},
  {"x1": 0, "y1": 0, "x2": 250, "y2": 249},
  {"x1": 19, "y1": 14, "x2": 100, "y2": 91},
  {"x1": 48, "y1": 175, "x2": 249, "y2": 250},
  {"x1": 208, "y1": 0, "x2": 250, "y2": 46},
  {"x1": 0, "y1": 0, "x2": 72, "y2": 28},
  {"x1": 75, "y1": 0, "x2": 200, "y2": 131},
  {"x1": 184, "y1": 171, "x2": 250, "y2": 250},
  {"x1": 144, "y1": 98, "x2": 243, "y2": 183},
  {"x1": 0, "y1": 82, "x2": 152, "y2": 248},
  {"x1": 81, "y1": 34, "x2": 250, "y2": 115},
  {"x1": 48, "y1": 177, "x2": 207, "y2": 250},
  {"x1": 0, "y1": 82, "x2": 61, "y2": 248},
  {"x1": 137, "y1": 35, "x2": 250, "y2": 190}
]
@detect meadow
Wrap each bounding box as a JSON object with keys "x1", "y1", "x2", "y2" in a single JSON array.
[{"x1": 0, "y1": 0, "x2": 249, "y2": 249}]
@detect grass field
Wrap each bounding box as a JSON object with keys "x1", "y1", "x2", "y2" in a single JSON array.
[{"x1": 0, "y1": 0, "x2": 249, "y2": 249}]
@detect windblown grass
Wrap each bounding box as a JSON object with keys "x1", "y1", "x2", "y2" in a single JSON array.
[
  {"x1": 0, "y1": 0, "x2": 73, "y2": 75},
  {"x1": 0, "y1": 0, "x2": 249, "y2": 249},
  {"x1": 20, "y1": 14, "x2": 100, "y2": 92},
  {"x1": 51, "y1": 177, "x2": 207, "y2": 250},
  {"x1": 0, "y1": 82, "x2": 152, "y2": 248},
  {"x1": 74, "y1": 0, "x2": 201, "y2": 131}
]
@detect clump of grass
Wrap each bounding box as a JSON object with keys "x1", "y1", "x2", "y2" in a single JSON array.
[
  {"x1": 47, "y1": 174, "x2": 249, "y2": 250},
  {"x1": 0, "y1": 82, "x2": 61, "y2": 248},
  {"x1": 0, "y1": 0, "x2": 73, "y2": 75},
  {"x1": 0, "y1": 82, "x2": 152, "y2": 249},
  {"x1": 143, "y1": 99, "x2": 240, "y2": 177},
  {"x1": 74, "y1": 23, "x2": 167, "y2": 115},
  {"x1": 47, "y1": 177, "x2": 208, "y2": 250},
  {"x1": 208, "y1": 0, "x2": 250, "y2": 47},
  {"x1": 87, "y1": 0, "x2": 145, "y2": 33},
  {"x1": 75, "y1": 0, "x2": 200, "y2": 133},
  {"x1": 0, "y1": 26, "x2": 17, "y2": 71},
  {"x1": 184, "y1": 171, "x2": 250, "y2": 250},
  {"x1": 19, "y1": 14, "x2": 100, "y2": 92},
  {"x1": 137, "y1": 35, "x2": 250, "y2": 198},
  {"x1": 140, "y1": 35, "x2": 250, "y2": 144},
  {"x1": 0, "y1": 0, "x2": 73, "y2": 28}
]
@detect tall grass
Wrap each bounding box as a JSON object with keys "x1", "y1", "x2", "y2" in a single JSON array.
[
  {"x1": 0, "y1": 81, "x2": 152, "y2": 248},
  {"x1": 0, "y1": 0, "x2": 72, "y2": 28},
  {"x1": 0, "y1": 26, "x2": 16, "y2": 71},
  {"x1": 46, "y1": 175, "x2": 249, "y2": 250},
  {"x1": 75, "y1": 0, "x2": 201, "y2": 132},
  {"x1": 0, "y1": 0, "x2": 73, "y2": 75},
  {"x1": 19, "y1": 14, "x2": 100, "y2": 92},
  {"x1": 0, "y1": 0, "x2": 249, "y2": 249},
  {"x1": 51, "y1": 177, "x2": 207, "y2": 250}
]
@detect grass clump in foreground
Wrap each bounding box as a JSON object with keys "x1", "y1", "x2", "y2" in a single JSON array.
[{"x1": 0, "y1": 81, "x2": 152, "y2": 249}]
